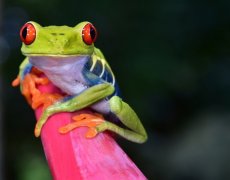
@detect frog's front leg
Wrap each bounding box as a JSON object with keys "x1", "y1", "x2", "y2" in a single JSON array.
[
  {"x1": 34, "y1": 83, "x2": 115, "y2": 137},
  {"x1": 60, "y1": 95, "x2": 148, "y2": 143},
  {"x1": 97, "y1": 96, "x2": 148, "y2": 143}
]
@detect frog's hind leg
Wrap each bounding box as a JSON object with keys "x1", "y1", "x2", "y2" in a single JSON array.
[{"x1": 96, "y1": 96, "x2": 148, "y2": 143}]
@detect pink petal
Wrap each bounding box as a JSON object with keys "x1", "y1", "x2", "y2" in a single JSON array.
[{"x1": 35, "y1": 83, "x2": 147, "y2": 180}]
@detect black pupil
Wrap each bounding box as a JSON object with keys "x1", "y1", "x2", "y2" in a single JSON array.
[
  {"x1": 22, "y1": 26, "x2": 27, "y2": 39},
  {"x1": 90, "y1": 27, "x2": 96, "y2": 40}
]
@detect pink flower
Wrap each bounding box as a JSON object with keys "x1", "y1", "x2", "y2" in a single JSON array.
[{"x1": 35, "y1": 82, "x2": 147, "y2": 180}]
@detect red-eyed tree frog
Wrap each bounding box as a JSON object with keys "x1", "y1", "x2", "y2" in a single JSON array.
[{"x1": 13, "y1": 21, "x2": 148, "y2": 143}]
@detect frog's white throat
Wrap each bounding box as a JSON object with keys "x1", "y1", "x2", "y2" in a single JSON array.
[{"x1": 29, "y1": 56, "x2": 90, "y2": 95}]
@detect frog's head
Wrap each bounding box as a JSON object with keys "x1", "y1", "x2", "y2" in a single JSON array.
[{"x1": 20, "y1": 21, "x2": 97, "y2": 56}]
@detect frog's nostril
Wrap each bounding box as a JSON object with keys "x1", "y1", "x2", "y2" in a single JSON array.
[{"x1": 50, "y1": 33, "x2": 65, "y2": 36}]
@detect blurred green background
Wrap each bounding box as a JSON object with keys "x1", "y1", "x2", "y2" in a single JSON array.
[{"x1": 1, "y1": 0, "x2": 230, "y2": 179}]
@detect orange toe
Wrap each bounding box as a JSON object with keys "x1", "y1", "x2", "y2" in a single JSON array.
[
  {"x1": 34, "y1": 76, "x2": 49, "y2": 85},
  {"x1": 34, "y1": 125, "x2": 41, "y2": 137},
  {"x1": 12, "y1": 76, "x2": 20, "y2": 87},
  {"x1": 59, "y1": 122, "x2": 79, "y2": 134},
  {"x1": 72, "y1": 113, "x2": 104, "y2": 121},
  {"x1": 85, "y1": 127, "x2": 98, "y2": 138},
  {"x1": 22, "y1": 74, "x2": 40, "y2": 105},
  {"x1": 32, "y1": 93, "x2": 63, "y2": 110},
  {"x1": 59, "y1": 113, "x2": 105, "y2": 138}
]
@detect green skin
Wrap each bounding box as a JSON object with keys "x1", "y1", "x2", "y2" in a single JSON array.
[{"x1": 18, "y1": 21, "x2": 147, "y2": 143}]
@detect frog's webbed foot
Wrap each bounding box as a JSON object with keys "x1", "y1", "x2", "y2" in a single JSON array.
[
  {"x1": 59, "y1": 113, "x2": 105, "y2": 138},
  {"x1": 19, "y1": 72, "x2": 50, "y2": 105}
]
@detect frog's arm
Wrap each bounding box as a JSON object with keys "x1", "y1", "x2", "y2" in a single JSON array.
[
  {"x1": 35, "y1": 75, "x2": 147, "y2": 143},
  {"x1": 34, "y1": 83, "x2": 115, "y2": 137}
]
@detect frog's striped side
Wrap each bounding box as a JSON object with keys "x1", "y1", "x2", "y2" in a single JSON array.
[{"x1": 82, "y1": 49, "x2": 121, "y2": 98}]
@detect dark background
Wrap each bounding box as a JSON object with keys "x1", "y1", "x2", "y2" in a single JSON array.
[{"x1": 1, "y1": 0, "x2": 230, "y2": 179}]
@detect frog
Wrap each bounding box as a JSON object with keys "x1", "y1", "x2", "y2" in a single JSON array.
[{"x1": 12, "y1": 21, "x2": 148, "y2": 143}]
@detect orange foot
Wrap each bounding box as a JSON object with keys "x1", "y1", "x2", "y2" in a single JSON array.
[
  {"x1": 59, "y1": 113, "x2": 105, "y2": 138},
  {"x1": 21, "y1": 73, "x2": 49, "y2": 106},
  {"x1": 32, "y1": 93, "x2": 63, "y2": 110}
]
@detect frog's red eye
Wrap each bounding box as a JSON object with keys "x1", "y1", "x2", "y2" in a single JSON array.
[
  {"x1": 20, "y1": 23, "x2": 36, "y2": 45},
  {"x1": 82, "y1": 23, "x2": 97, "y2": 45}
]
